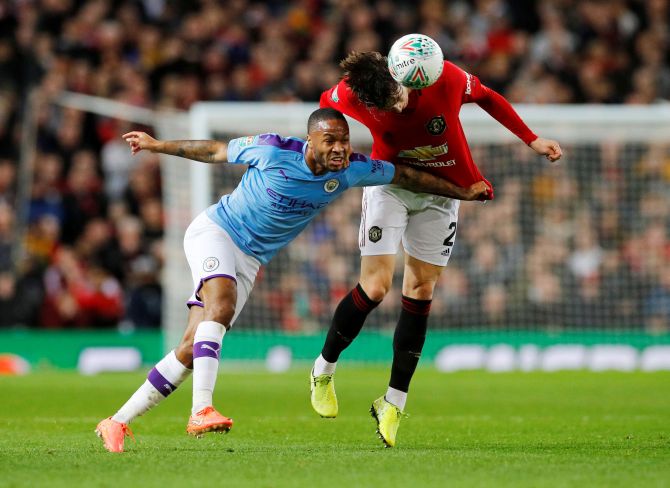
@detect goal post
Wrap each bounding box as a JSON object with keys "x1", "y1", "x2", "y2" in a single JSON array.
[{"x1": 156, "y1": 102, "x2": 670, "y2": 368}]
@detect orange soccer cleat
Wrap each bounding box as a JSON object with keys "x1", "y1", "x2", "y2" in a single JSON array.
[
  {"x1": 186, "y1": 406, "x2": 233, "y2": 437},
  {"x1": 95, "y1": 417, "x2": 134, "y2": 453}
]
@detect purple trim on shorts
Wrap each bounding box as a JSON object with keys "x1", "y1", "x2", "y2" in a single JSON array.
[
  {"x1": 258, "y1": 133, "x2": 305, "y2": 153},
  {"x1": 194, "y1": 273, "x2": 237, "y2": 302},
  {"x1": 147, "y1": 367, "x2": 177, "y2": 397},
  {"x1": 194, "y1": 340, "x2": 221, "y2": 359},
  {"x1": 187, "y1": 300, "x2": 204, "y2": 309}
]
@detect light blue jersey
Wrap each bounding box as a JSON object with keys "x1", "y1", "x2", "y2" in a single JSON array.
[{"x1": 205, "y1": 133, "x2": 395, "y2": 264}]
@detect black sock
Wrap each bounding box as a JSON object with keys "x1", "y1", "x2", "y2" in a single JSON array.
[
  {"x1": 389, "y1": 295, "x2": 431, "y2": 392},
  {"x1": 321, "y1": 283, "x2": 380, "y2": 362}
]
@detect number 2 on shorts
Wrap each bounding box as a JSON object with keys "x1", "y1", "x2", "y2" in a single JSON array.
[{"x1": 443, "y1": 222, "x2": 457, "y2": 248}]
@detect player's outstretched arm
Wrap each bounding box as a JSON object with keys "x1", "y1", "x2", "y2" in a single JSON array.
[
  {"x1": 529, "y1": 137, "x2": 562, "y2": 162},
  {"x1": 470, "y1": 82, "x2": 562, "y2": 163},
  {"x1": 122, "y1": 131, "x2": 228, "y2": 164},
  {"x1": 391, "y1": 165, "x2": 491, "y2": 201}
]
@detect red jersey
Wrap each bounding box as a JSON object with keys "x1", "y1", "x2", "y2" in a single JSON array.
[{"x1": 320, "y1": 61, "x2": 537, "y2": 192}]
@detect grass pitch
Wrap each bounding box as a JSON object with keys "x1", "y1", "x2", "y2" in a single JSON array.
[{"x1": 0, "y1": 368, "x2": 669, "y2": 488}]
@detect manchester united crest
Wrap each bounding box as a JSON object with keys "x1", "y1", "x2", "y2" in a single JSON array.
[
  {"x1": 426, "y1": 115, "x2": 446, "y2": 136},
  {"x1": 369, "y1": 226, "x2": 383, "y2": 243}
]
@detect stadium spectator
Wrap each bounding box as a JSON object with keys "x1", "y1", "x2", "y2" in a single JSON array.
[
  {"x1": 41, "y1": 246, "x2": 124, "y2": 328},
  {"x1": 0, "y1": 202, "x2": 14, "y2": 272}
]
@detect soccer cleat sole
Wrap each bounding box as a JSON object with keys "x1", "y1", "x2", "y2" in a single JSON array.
[
  {"x1": 315, "y1": 405, "x2": 337, "y2": 419},
  {"x1": 369, "y1": 405, "x2": 392, "y2": 448},
  {"x1": 187, "y1": 424, "x2": 232, "y2": 438}
]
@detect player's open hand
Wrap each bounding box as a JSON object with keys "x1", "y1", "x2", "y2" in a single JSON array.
[
  {"x1": 465, "y1": 181, "x2": 492, "y2": 201},
  {"x1": 530, "y1": 137, "x2": 562, "y2": 162},
  {"x1": 122, "y1": 131, "x2": 159, "y2": 155}
]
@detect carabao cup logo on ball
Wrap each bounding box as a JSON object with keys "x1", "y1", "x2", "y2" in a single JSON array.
[{"x1": 387, "y1": 34, "x2": 444, "y2": 89}]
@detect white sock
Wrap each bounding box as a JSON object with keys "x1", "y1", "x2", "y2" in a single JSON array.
[
  {"x1": 112, "y1": 350, "x2": 191, "y2": 424},
  {"x1": 192, "y1": 320, "x2": 226, "y2": 415},
  {"x1": 385, "y1": 386, "x2": 407, "y2": 411},
  {"x1": 313, "y1": 354, "x2": 337, "y2": 376}
]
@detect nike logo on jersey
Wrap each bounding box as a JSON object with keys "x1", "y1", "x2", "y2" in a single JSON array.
[{"x1": 278, "y1": 169, "x2": 290, "y2": 181}]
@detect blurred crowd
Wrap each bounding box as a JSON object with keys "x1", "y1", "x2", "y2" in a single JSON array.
[{"x1": 0, "y1": 0, "x2": 669, "y2": 330}]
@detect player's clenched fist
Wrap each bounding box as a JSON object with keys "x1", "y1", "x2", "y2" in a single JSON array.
[
  {"x1": 466, "y1": 181, "x2": 492, "y2": 201},
  {"x1": 122, "y1": 131, "x2": 159, "y2": 155},
  {"x1": 530, "y1": 137, "x2": 562, "y2": 162}
]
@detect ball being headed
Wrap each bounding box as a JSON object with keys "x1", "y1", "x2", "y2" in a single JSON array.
[{"x1": 387, "y1": 34, "x2": 444, "y2": 89}]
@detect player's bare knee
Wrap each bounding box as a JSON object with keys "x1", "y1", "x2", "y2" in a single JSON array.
[
  {"x1": 361, "y1": 281, "x2": 391, "y2": 302},
  {"x1": 204, "y1": 301, "x2": 236, "y2": 327},
  {"x1": 403, "y1": 281, "x2": 436, "y2": 300},
  {"x1": 200, "y1": 277, "x2": 237, "y2": 326}
]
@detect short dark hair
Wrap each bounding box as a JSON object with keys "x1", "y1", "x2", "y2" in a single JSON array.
[
  {"x1": 340, "y1": 51, "x2": 400, "y2": 109},
  {"x1": 307, "y1": 107, "x2": 347, "y2": 133}
]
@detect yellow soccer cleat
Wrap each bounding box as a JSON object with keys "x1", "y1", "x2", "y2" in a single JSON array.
[
  {"x1": 370, "y1": 396, "x2": 405, "y2": 448},
  {"x1": 186, "y1": 406, "x2": 233, "y2": 437},
  {"x1": 95, "y1": 417, "x2": 134, "y2": 453},
  {"x1": 309, "y1": 370, "x2": 338, "y2": 418}
]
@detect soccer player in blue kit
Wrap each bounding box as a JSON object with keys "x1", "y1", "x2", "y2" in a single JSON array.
[{"x1": 95, "y1": 108, "x2": 491, "y2": 452}]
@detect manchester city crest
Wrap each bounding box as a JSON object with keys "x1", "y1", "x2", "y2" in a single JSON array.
[
  {"x1": 324, "y1": 179, "x2": 340, "y2": 193},
  {"x1": 203, "y1": 257, "x2": 220, "y2": 272},
  {"x1": 426, "y1": 115, "x2": 446, "y2": 136}
]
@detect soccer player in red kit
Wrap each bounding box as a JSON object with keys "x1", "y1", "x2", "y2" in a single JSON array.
[{"x1": 310, "y1": 45, "x2": 562, "y2": 447}]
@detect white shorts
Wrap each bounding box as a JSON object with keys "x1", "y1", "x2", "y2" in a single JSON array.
[
  {"x1": 359, "y1": 185, "x2": 460, "y2": 267},
  {"x1": 183, "y1": 211, "x2": 261, "y2": 326}
]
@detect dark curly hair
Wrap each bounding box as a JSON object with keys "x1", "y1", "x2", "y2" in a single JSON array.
[{"x1": 340, "y1": 51, "x2": 401, "y2": 110}]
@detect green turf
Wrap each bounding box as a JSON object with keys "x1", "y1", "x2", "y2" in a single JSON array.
[{"x1": 0, "y1": 368, "x2": 669, "y2": 488}]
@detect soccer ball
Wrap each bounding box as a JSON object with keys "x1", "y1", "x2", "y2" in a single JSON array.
[{"x1": 387, "y1": 34, "x2": 444, "y2": 89}]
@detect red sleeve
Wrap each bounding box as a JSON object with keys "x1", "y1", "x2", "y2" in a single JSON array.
[
  {"x1": 463, "y1": 72, "x2": 538, "y2": 146},
  {"x1": 319, "y1": 87, "x2": 336, "y2": 109},
  {"x1": 319, "y1": 80, "x2": 361, "y2": 118}
]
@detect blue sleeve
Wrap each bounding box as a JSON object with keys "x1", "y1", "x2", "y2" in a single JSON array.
[
  {"x1": 227, "y1": 135, "x2": 264, "y2": 166},
  {"x1": 345, "y1": 153, "x2": 396, "y2": 187}
]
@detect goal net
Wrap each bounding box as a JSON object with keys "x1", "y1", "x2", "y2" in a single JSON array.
[{"x1": 158, "y1": 103, "x2": 670, "y2": 366}]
